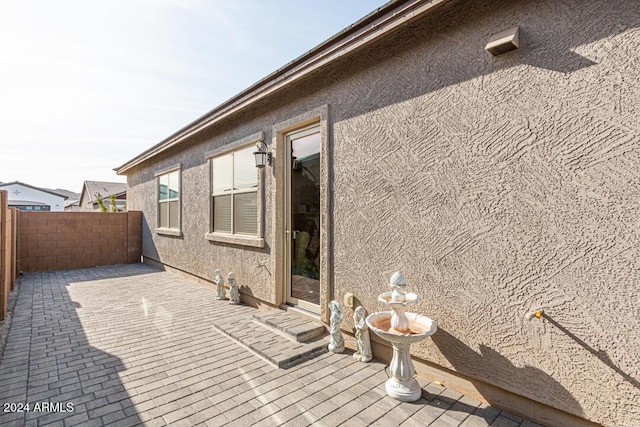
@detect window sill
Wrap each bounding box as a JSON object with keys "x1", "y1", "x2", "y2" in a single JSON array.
[
  {"x1": 156, "y1": 228, "x2": 183, "y2": 237},
  {"x1": 205, "y1": 232, "x2": 264, "y2": 248}
]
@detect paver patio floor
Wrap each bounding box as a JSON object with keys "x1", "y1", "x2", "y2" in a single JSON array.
[{"x1": 0, "y1": 264, "x2": 538, "y2": 426}]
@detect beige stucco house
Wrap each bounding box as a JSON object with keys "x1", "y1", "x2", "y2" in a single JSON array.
[
  {"x1": 78, "y1": 181, "x2": 127, "y2": 211},
  {"x1": 116, "y1": 0, "x2": 640, "y2": 425}
]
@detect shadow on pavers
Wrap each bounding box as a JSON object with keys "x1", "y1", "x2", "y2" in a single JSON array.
[{"x1": 0, "y1": 265, "x2": 151, "y2": 426}]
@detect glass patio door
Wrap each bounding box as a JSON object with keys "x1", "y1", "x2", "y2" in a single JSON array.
[{"x1": 285, "y1": 125, "x2": 321, "y2": 313}]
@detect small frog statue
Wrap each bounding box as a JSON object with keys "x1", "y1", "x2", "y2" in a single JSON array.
[
  {"x1": 214, "y1": 269, "x2": 226, "y2": 300},
  {"x1": 228, "y1": 272, "x2": 241, "y2": 305},
  {"x1": 328, "y1": 300, "x2": 345, "y2": 353},
  {"x1": 353, "y1": 306, "x2": 372, "y2": 362}
]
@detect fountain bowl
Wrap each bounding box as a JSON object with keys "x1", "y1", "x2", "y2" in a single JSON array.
[
  {"x1": 366, "y1": 311, "x2": 437, "y2": 345},
  {"x1": 378, "y1": 291, "x2": 419, "y2": 307}
]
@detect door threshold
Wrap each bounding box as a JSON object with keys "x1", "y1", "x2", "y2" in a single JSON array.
[{"x1": 280, "y1": 304, "x2": 322, "y2": 322}]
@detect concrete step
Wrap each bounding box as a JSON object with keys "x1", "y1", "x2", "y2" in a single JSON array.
[
  {"x1": 252, "y1": 309, "x2": 326, "y2": 343},
  {"x1": 210, "y1": 305, "x2": 327, "y2": 369}
]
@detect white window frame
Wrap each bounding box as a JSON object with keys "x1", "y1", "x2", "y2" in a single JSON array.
[
  {"x1": 155, "y1": 164, "x2": 182, "y2": 237},
  {"x1": 205, "y1": 132, "x2": 265, "y2": 248},
  {"x1": 211, "y1": 148, "x2": 257, "y2": 234}
]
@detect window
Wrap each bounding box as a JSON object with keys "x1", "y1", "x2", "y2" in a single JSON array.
[
  {"x1": 13, "y1": 205, "x2": 49, "y2": 211},
  {"x1": 211, "y1": 146, "x2": 257, "y2": 235},
  {"x1": 157, "y1": 167, "x2": 181, "y2": 232}
]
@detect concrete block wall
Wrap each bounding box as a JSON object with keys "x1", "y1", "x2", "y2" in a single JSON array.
[{"x1": 18, "y1": 211, "x2": 142, "y2": 272}]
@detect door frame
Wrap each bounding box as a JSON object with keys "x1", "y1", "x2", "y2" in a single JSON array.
[
  {"x1": 272, "y1": 105, "x2": 331, "y2": 321},
  {"x1": 285, "y1": 124, "x2": 322, "y2": 313}
]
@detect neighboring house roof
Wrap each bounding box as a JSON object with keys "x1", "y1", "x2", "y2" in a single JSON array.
[
  {"x1": 0, "y1": 181, "x2": 69, "y2": 199},
  {"x1": 81, "y1": 181, "x2": 127, "y2": 204},
  {"x1": 115, "y1": 0, "x2": 451, "y2": 174}
]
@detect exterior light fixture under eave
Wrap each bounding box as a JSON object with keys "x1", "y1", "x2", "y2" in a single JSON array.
[
  {"x1": 253, "y1": 141, "x2": 272, "y2": 168},
  {"x1": 485, "y1": 26, "x2": 520, "y2": 56}
]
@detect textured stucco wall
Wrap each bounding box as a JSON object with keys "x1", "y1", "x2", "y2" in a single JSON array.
[
  {"x1": 126, "y1": 122, "x2": 280, "y2": 306},
  {"x1": 124, "y1": 0, "x2": 639, "y2": 424},
  {"x1": 331, "y1": 1, "x2": 640, "y2": 425}
]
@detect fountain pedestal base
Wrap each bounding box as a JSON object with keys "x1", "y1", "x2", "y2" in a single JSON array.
[
  {"x1": 385, "y1": 377, "x2": 422, "y2": 402},
  {"x1": 366, "y1": 311, "x2": 437, "y2": 403},
  {"x1": 386, "y1": 341, "x2": 421, "y2": 402}
]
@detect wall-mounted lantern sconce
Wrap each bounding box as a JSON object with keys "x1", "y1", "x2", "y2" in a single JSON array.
[
  {"x1": 485, "y1": 26, "x2": 520, "y2": 56},
  {"x1": 253, "y1": 141, "x2": 272, "y2": 168}
]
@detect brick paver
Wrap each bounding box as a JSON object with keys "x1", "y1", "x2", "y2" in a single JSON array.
[{"x1": 0, "y1": 265, "x2": 540, "y2": 426}]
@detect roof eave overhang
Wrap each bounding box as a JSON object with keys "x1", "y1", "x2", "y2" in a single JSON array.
[{"x1": 115, "y1": 0, "x2": 451, "y2": 175}]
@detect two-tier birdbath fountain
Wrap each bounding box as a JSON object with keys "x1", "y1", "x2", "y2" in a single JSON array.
[{"x1": 366, "y1": 272, "x2": 437, "y2": 402}]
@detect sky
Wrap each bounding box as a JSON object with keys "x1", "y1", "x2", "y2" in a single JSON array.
[{"x1": 0, "y1": 0, "x2": 387, "y2": 193}]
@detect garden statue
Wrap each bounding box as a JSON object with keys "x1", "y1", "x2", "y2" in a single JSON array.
[
  {"x1": 328, "y1": 300, "x2": 345, "y2": 353},
  {"x1": 228, "y1": 272, "x2": 241, "y2": 305},
  {"x1": 353, "y1": 306, "x2": 372, "y2": 362},
  {"x1": 214, "y1": 269, "x2": 226, "y2": 300}
]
